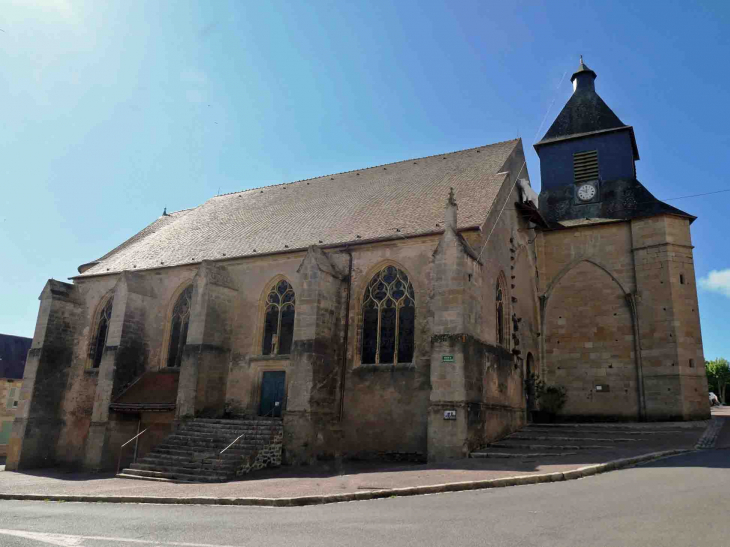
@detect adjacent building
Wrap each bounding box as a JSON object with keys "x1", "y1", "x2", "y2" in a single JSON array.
[{"x1": 0, "y1": 334, "x2": 31, "y2": 456}]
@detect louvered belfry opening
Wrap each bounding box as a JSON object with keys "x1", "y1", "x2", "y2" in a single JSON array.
[{"x1": 573, "y1": 150, "x2": 599, "y2": 183}]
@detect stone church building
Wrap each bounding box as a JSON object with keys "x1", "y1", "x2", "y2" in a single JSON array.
[{"x1": 7, "y1": 61, "x2": 709, "y2": 476}]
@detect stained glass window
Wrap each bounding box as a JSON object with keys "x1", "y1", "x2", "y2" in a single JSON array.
[
  {"x1": 167, "y1": 285, "x2": 193, "y2": 368},
  {"x1": 90, "y1": 296, "x2": 114, "y2": 368},
  {"x1": 361, "y1": 266, "x2": 415, "y2": 365},
  {"x1": 262, "y1": 280, "x2": 296, "y2": 355}
]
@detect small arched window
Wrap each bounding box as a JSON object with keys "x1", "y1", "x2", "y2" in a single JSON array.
[
  {"x1": 362, "y1": 266, "x2": 415, "y2": 365},
  {"x1": 496, "y1": 281, "x2": 505, "y2": 347},
  {"x1": 90, "y1": 296, "x2": 113, "y2": 368},
  {"x1": 262, "y1": 280, "x2": 296, "y2": 355},
  {"x1": 167, "y1": 285, "x2": 193, "y2": 368}
]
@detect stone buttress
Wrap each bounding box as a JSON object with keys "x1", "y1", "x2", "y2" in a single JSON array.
[
  {"x1": 84, "y1": 272, "x2": 155, "y2": 470},
  {"x1": 176, "y1": 261, "x2": 238, "y2": 419},
  {"x1": 427, "y1": 192, "x2": 484, "y2": 461},
  {"x1": 6, "y1": 280, "x2": 83, "y2": 470},
  {"x1": 284, "y1": 246, "x2": 348, "y2": 464}
]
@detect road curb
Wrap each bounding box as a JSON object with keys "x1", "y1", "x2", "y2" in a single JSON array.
[{"x1": 0, "y1": 449, "x2": 693, "y2": 507}]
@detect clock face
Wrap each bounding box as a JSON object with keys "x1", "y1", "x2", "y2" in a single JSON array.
[{"x1": 577, "y1": 183, "x2": 597, "y2": 202}]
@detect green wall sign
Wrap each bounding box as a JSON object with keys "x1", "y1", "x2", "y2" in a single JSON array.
[{"x1": 442, "y1": 355, "x2": 454, "y2": 362}]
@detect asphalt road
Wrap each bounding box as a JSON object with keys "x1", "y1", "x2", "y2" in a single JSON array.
[{"x1": 0, "y1": 449, "x2": 728, "y2": 547}]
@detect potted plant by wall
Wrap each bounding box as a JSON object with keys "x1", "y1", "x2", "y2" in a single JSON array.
[{"x1": 525, "y1": 375, "x2": 567, "y2": 423}]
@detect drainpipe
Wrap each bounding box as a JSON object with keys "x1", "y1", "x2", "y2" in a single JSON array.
[{"x1": 338, "y1": 248, "x2": 353, "y2": 422}]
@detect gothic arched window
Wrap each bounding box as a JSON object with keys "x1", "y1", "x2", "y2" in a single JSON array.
[
  {"x1": 262, "y1": 280, "x2": 296, "y2": 355},
  {"x1": 496, "y1": 281, "x2": 506, "y2": 347},
  {"x1": 167, "y1": 285, "x2": 193, "y2": 368},
  {"x1": 362, "y1": 266, "x2": 415, "y2": 365},
  {"x1": 90, "y1": 296, "x2": 113, "y2": 368}
]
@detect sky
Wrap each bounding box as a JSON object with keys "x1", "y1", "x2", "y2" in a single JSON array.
[{"x1": 1, "y1": 0, "x2": 729, "y2": 358}]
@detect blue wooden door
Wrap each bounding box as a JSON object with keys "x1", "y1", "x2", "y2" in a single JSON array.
[{"x1": 259, "y1": 371, "x2": 286, "y2": 417}]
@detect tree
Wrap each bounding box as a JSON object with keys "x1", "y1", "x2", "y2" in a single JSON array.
[{"x1": 706, "y1": 358, "x2": 730, "y2": 404}]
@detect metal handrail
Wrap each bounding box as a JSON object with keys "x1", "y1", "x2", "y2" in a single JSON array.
[
  {"x1": 116, "y1": 427, "x2": 148, "y2": 475},
  {"x1": 216, "y1": 406, "x2": 279, "y2": 458},
  {"x1": 219, "y1": 433, "x2": 246, "y2": 456}
]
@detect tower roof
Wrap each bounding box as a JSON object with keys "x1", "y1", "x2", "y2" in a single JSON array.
[
  {"x1": 570, "y1": 56, "x2": 597, "y2": 83},
  {"x1": 535, "y1": 58, "x2": 639, "y2": 159}
]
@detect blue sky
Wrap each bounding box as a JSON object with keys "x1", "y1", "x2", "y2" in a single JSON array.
[{"x1": 1, "y1": 1, "x2": 729, "y2": 358}]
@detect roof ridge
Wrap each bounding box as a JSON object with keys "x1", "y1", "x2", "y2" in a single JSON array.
[
  {"x1": 215, "y1": 139, "x2": 520, "y2": 198},
  {"x1": 0, "y1": 333, "x2": 32, "y2": 339},
  {"x1": 164, "y1": 207, "x2": 195, "y2": 216}
]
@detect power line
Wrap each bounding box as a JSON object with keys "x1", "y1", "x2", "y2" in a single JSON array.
[
  {"x1": 502, "y1": 187, "x2": 730, "y2": 216},
  {"x1": 475, "y1": 70, "x2": 568, "y2": 263}
]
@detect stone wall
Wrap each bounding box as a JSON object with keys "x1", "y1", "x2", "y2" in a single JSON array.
[
  {"x1": 537, "y1": 215, "x2": 709, "y2": 421},
  {"x1": 631, "y1": 216, "x2": 708, "y2": 420}
]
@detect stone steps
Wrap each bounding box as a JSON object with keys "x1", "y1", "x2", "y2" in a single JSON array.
[
  {"x1": 178, "y1": 425, "x2": 280, "y2": 435},
  {"x1": 118, "y1": 417, "x2": 283, "y2": 483},
  {"x1": 509, "y1": 434, "x2": 638, "y2": 442},
  {"x1": 136, "y1": 456, "x2": 240, "y2": 470},
  {"x1": 120, "y1": 468, "x2": 229, "y2": 483},
  {"x1": 470, "y1": 451, "x2": 578, "y2": 459},
  {"x1": 130, "y1": 462, "x2": 237, "y2": 474},
  {"x1": 470, "y1": 422, "x2": 672, "y2": 460},
  {"x1": 489, "y1": 442, "x2": 612, "y2": 450},
  {"x1": 160, "y1": 437, "x2": 273, "y2": 449},
  {"x1": 151, "y1": 447, "x2": 254, "y2": 460}
]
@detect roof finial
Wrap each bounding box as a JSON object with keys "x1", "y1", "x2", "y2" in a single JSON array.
[
  {"x1": 448, "y1": 187, "x2": 457, "y2": 206},
  {"x1": 580, "y1": 54, "x2": 584, "y2": 65},
  {"x1": 162, "y1": 207, "x2": 168, "y2": 216}
]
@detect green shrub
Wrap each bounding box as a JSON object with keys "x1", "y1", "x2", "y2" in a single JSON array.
[{"x1": 525, "y1": 375, "x2": 567, "y2": 416}]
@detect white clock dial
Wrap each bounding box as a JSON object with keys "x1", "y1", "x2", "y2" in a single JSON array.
[{"x1": 577, "y1": 184, "x2": 596, "y2": 202}]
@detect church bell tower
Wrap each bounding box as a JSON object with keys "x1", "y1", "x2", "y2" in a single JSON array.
[
  {"x1": 533, "y1": 58, "x2": 708, "y2": 422},
  {"x1": 534, "y1": 58, "x2": 689, "y2": 224}
]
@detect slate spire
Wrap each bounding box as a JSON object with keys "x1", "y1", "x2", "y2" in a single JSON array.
[
  {"x1": 535, "y1": 57, "x2": 637, "y2": 159},
  {"x1": 571, "y1": 55, "x2": 597, "y2": 92}
]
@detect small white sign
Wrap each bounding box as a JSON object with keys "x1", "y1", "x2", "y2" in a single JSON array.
[{"x1": 443, "y1": 410, "x2": 457, "y2": 420}]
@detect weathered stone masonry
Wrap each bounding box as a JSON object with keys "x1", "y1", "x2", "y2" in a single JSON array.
[{"x1": 7, "y1": 60, "x2": 710, "y2": 474}]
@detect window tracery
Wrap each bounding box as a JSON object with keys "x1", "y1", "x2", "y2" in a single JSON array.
[
  {"x1": 167, "y1": 285, "x2": 193, "y2": 368},
  {"x1": 90, "y1": 296, "x2": 113, "y2": 368},
  {"x1": 262, "y1": 280, "x2": 295, "y2": 355},
  {"x1": 362, "y1": 266, "x2": 415, "y2": 365}
]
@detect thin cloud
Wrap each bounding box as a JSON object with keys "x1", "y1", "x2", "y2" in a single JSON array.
[{"x1": 699, "y1": 269, "x2": 730, "y2": 298}]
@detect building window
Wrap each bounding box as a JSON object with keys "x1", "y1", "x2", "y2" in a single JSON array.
[
  {"x1": 90, "y1": 296, "x2": 114, "y2": 368},
  {"x1": 167, "y1": 285, "x2": 193, "y2": 368},
  {"x1": 262, "y1": 280, "x2": 296, "y2": 356},
  {"x1": 496, "y1": 280, "x2": 506, "y2": 347},
  {"x1": 573, "y1": 150, "x2": 599, "y2": 183},
  {"x1": 680, "y1": 274, "x2": 685, "y2": 285},
  {"x1": 6, "y1": 387, "x2": 18, "y2": 410},
  {"x1": 362, "y1": 266, "x2": 415, "y2": 365}
]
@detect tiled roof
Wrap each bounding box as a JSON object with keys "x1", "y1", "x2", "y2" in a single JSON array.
[
  {"x1": 78, "y1": 140, "x2": 520, "y2": 277},
  {"x1": 110, "y1": 370, "x2": 179, "y2": 412}
]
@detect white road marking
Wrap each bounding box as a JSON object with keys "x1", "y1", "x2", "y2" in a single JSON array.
[{"x1": 0, "y1": 529, "x2": 244, "y2": 547}]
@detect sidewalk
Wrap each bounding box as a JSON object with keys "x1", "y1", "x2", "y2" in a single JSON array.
[{"x1": 0, "y1": 418, "x2": 714, "y2": 505}]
